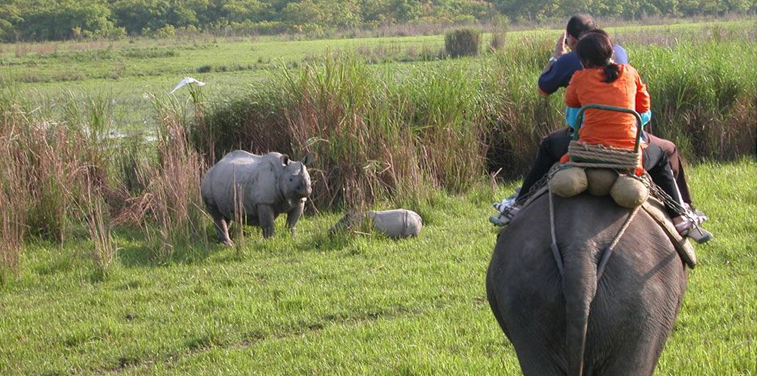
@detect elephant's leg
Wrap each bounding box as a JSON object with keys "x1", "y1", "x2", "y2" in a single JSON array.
[
  {"x1": 286, "y1": 199, "x2": 305, "y2": 237},
  {"x1": 517, "y1": 355, "x2": 565, "y2": 376},
  {"x1": 258, "y1": 204, "x2": 276, "y2": 238}
]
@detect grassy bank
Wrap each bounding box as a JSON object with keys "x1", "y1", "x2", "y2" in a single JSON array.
[{"x1": 0, "y1": 159, "x2": 754, "y2": 375}]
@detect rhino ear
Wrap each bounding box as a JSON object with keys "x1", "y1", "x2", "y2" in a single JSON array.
[
  {"x1": 280, "y1": 154, "x2": 290, "y2": 166},
  {"x1": 301, "y1": 152, "x2": 315, "y2": 166}
]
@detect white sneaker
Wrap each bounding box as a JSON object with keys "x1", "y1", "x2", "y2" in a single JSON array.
[
  {"x1": 489, "y1": 204, "x2": 520, "y2": 227},
  {"x1": 684, "y1": 204, "x2": 708, "y2": 225},
  {"x1": 675, "y1": 219, "x2": 712, "y2": 244},
  {"x1": 493, "y1": 197, "x2": 516, "y2": 213}
]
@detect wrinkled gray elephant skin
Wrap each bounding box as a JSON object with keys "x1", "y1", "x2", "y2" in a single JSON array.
[
  {"x1": 486, "y1": 193, "x2": 687, "y2": 376},
  {"x1": 201, "y1": 150, "x2": 315, "y2": 245}
]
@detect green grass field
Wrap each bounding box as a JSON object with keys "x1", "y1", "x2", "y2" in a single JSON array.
[
  {"x1": 0, "y1": 159, "x2": 754, "y2": 375},
  {"x1": 0, "y1": 19, "x2": 754, "y2": 375}
]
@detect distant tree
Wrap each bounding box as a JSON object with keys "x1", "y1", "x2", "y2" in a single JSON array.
[
  {"x1": 0, "y1": 0, "x2": 753, "y2": 41},
  {"x1": 392, "y1": 0, "x2": 424, "y2": 22},
  {"x1": 111, "y1": 0, "x2": 207, "y2": 35},
  {"x1": 220, "y1": 0, "x2": 272, "y2": 23},
  {"x1": 19, "y1": 0, "x2": 115, "y2": 40},
  {"x1": 0, "y1": 3, "x2": 22, "y2": 41},
  {"x1": 281, "y1": 0, "x2": 325, "y2": 32}
]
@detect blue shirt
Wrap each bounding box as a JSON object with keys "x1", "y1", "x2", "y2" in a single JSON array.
[{"x1": 538, "y1": 44, "x2": 628, "y2": 95}]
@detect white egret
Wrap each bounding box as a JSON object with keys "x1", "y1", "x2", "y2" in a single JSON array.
[{"x1": 169, "y1": 77, "x2": 206, "y2": 94}]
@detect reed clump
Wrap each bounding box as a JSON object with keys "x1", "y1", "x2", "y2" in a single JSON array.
[
  {"x1": 632, "y1": 37, "x2": 757, "y2": 161},
  {"x1": 481, "y1": 36, "x2": 563, "y2": 180},
  {"x1": 0, "y1": 103, "x2": 32, "y2": 283},
  {"x1": 0, "y1": 92, "x2": 119, "y2": 281},
  {"x1": 445, "y1": 28, "x2": 481, "y2": 58},
  {"x1": 135, "y1": 93, "x2": 208, "y2": 262}
]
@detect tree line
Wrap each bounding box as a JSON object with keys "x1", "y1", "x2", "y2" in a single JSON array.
[{"x1": 0, "y1": 0, "x2": 754, "y2": 42}]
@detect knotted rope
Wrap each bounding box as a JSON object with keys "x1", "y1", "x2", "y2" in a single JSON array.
[{"x1": 565, "y1": 140, "x2": 640, "y2": 170}]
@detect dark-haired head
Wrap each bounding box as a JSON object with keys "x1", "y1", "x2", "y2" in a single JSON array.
[
  {"x1": 576, "y1": 29, "x2": 620, "y2": 83},
  {"x1": 566, "y1": 14, "x2": 595, "y2": 39}
]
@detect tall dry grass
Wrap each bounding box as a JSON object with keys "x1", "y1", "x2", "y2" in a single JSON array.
[
  {"x1": 281, "y1": 54, "x2": 427, "y2": 209},
  {"x1": 205, "y1": 54, "x2": 488, "y2": 210},
  {"x1": 0, "y1": 89, "x2": 122, "y2": 279},
  {"x1": 630, "y1": 34, "x2": 757, "y2": 161},
  {"x1": 0, "y1": 81, "x2": 214, "y2": 274},
  {"x1": 479, "y1": 35, "x2": 563, "y2": 179},
  {"x1": 82, "y1": 177, "x2": 115, "y2": 274},
  {"x1": 0, "y1": 103, "x2": 31, "y2": 283},
  {"x1": 0, "y1": 81, "x2": 213, "y2": 273},
  {"x1": 135, "y1": 93, "x2": 208, "y2": 262}
]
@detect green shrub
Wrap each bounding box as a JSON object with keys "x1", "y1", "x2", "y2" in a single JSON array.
[
  {"x1": 197, "y1": 65, "x2": 213, "y2": 73},
  {"x1": 445, "y1": 28, "x2": 481, "y2": 58},
  {"x1": 489, "y1": 14, "x2": 509, "y2": 52}
]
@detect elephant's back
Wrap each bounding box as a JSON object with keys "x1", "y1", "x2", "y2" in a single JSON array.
[{"x1": 487, "y1": 192, "x2": 687, "y2": 375}]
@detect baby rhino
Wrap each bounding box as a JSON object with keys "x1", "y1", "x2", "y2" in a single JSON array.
[
  {"x1": 201, "y1": 150, "x2": 315, "y2": 245},
  {"x1": 329, "y1": 209, "x2": 423, "y2": 239}
]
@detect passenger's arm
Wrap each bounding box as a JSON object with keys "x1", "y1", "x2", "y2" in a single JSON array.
[
  {"x1": 538, "y1": 32, "x2": 571, "y2": 96},
  {"x1": 565, "y1": 106, "x2": 580, "y2": 129},
  {"x1": 564, "y1": 75, "x2": 580, "y2": 109},
  {"x1": 634, "y1": 69, "x2": 651, "y2": 115}
]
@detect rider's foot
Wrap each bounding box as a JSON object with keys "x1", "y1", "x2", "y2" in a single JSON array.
[
  {"x1": 684, "y1": 204, "x2": 708, "y2": 224},
  {"x1": 674, "y1": 217, "x2": 712, "y2": 244},
  {"x1": 490, "y1": 187, "x2": 522, "y2": 227},
  {"x1": 489, "y1": 203, "x2": 520, "y2": 227}
]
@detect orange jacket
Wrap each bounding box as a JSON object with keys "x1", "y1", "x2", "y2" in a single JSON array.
[{"x1": 565, "y1": 64, "x2": 650, "y2": 150}]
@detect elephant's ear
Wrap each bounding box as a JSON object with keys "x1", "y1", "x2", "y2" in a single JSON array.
[
  {"x1": 301, "y1": 152, "x2": 315, "y2": 166},
  {"x1": 280, "y1": 154, "x2": 290, "y2": 166}
]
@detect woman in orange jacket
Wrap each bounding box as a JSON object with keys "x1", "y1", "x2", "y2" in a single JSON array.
[{"x1": 493, "y1": 29, "x2": 711, "y2": 243}]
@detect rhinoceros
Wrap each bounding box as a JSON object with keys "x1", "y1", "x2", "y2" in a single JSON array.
[
  {"x1": 201, "y1": 150, "x2": 315, "y2": 245},
  {"x1": 329, "y1": 209, "x2": 423, "y2": 239}
]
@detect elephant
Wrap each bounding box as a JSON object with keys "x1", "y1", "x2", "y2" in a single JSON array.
[{"x1": 486, "y1": 192, "x2": 687, "y2": 376}]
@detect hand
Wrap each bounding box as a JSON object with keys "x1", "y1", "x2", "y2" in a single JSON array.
[{"x1": 553, "y1": 31, "x2": 569, "y2": 58}]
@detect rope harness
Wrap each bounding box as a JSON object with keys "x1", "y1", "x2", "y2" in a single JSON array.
[
  {"x1": 548, "y1": 186, "x2": 641, "y2": 282},
  {"x1": 566, "y1": 140, "x2": 641, "y2": 170},
  {"x1": 522, "y1": 144, "x2": 693, "y2": 280}
]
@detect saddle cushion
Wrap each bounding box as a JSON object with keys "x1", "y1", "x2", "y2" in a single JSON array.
[
  {"x1": 586, "y1": 168, "x2": 618, "y2": 196},
  {"x1": 548, "y1": 166, "x2": 588, "y2": 198},
  {"x1": 610, "y1": 175, "x2": 649, "y2": 208}
]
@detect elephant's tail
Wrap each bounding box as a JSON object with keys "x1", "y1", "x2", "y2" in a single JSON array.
[{"x1": 562, "y1": 246, "x2": 598, "y2": 376}]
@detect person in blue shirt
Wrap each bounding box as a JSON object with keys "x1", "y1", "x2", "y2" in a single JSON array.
[
  {"x1": 491, "y1": 14, "x2": 710, "y2": 242},
  {"x1": 538, "y1": 15, "x2": 628, "y2": 97}
]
